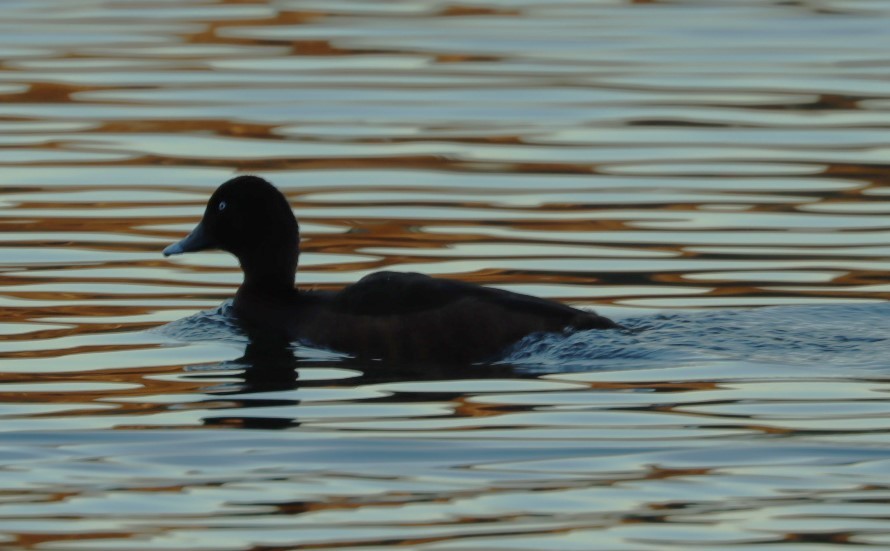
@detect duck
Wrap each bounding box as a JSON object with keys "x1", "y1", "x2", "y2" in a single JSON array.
[{"x1": 164, "y1": 175, "x2": 620, "y2": 363}]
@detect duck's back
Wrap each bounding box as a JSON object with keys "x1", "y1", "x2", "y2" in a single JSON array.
[{"x1": 289, "y1": 271, "x2": 617, "y2": 363}]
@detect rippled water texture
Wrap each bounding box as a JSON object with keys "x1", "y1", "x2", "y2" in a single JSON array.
[{"x1": 3, "y1": 0, "x2": 890, "y2": 549}]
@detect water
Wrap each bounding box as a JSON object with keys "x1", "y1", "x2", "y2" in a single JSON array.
[{"x1": 3, "y1": 0, "x2": 890, "y2": 549}]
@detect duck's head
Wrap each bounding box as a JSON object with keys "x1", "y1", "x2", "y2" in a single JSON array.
[{"x1": 164, "y1": 175, "x2": 300, "y2": 290}]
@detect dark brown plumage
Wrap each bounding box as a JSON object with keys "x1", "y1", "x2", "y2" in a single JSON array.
[{"x1": 164, "y1": 175, "x2": 620, "y2": 363}]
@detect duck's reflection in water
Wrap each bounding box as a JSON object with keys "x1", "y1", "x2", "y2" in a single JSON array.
[
  {"x1": 183, "y1": 336, "x2": 303, "y2": 429},
  {"x1": 181, "y1": 333, "x2": 522, "y2": 430}
]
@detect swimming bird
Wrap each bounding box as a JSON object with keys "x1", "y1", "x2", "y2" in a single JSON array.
[{"x1": 164, "y1": 175, "x2": 620, "y2": 363}]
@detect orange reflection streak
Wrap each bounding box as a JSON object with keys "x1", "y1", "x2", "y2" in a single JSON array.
[
  {"x1": 14, "y1": 532, "x2": 140, "y2": 551},
  {"x1": 183, "y1": 9, "x2": 326, "y2": 48},
  {"x1": 0, "y1": 360, "x2": 225, "y2": 420},
  {"x1": 2, "y1": 82, "x2": 94, "y2": 103}
]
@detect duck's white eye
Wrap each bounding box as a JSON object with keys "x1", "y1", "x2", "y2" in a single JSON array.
[{"x1": 218, "y1": 201, "x2": 227, "y2": 211}]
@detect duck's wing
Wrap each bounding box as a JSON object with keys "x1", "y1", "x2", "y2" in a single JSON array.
[
  {"x1": 298, "y1": 271, "x2": 617, "y2": 363},
  {"x1": 331, "y1": 271, "x2": 616, "y2": 329}
]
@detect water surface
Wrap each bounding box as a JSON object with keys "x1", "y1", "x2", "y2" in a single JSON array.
[{"x1": 3, "y1": 1, "x2": 890, "y2": 549}]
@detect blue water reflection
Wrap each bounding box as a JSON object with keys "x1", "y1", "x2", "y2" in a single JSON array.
[{"x1": 2, "y1": 0, "x2": 890, "y2": 549}]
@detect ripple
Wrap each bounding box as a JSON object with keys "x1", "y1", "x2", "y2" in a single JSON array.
[{"x1": 2, "y1": 0, "x2": 890, "y2": 550}]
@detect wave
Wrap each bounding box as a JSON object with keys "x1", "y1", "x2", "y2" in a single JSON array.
[
  {"x1": 505, "y1": 303, "x2": 890, "y2": 371},
  {"x1": 158, "y1": 302, "x2": 890, "y2": 372}
]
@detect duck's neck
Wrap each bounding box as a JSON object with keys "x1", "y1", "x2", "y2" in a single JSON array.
[{"x1": 238, "y1": 253, "x2": 298, "y2": 297}]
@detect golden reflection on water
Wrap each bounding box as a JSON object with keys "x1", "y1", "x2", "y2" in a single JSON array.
[{"x1": 2, "y1": 0, "x2": 890, "y2": 549}]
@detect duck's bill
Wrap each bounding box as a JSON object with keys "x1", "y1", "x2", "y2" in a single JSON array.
[{"x1": 163, "y1": 221, "x2": 215, "y2": 256}]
